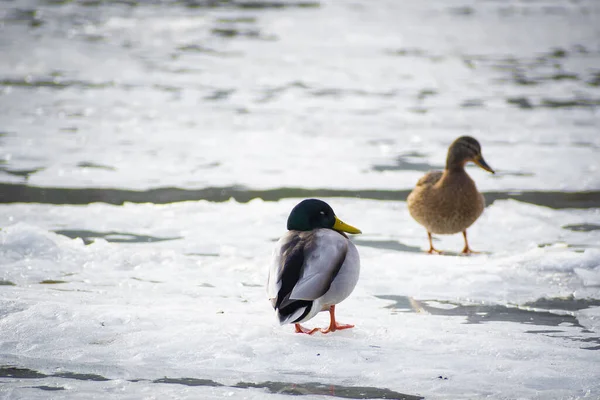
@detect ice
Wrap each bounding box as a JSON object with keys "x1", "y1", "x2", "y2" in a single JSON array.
[
  {"x1": 1, "y1": 198, "x2": 599, "y2": 399},
  {"x1": 1, "y1": 1, "x2": 600, "y2": 192},
  {"x1": 2, "y1": 0, "x2": 600, "y2": 398}
]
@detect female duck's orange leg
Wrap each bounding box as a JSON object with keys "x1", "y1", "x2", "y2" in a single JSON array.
[
  {"x1": 427, "y1": 232, "x2": 442, "y2": 254},
  {"x1": 461, "y1": 230, "x2": 479, "y2": 254}
]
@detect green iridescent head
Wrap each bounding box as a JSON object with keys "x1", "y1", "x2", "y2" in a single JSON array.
[{"x1": 286, "y1": 199, "x2": 361, "y2": 234}]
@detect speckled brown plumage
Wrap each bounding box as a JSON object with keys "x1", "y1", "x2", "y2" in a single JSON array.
[{"x1": 407, "y1": 136, "x2": 495, "y2": 254}]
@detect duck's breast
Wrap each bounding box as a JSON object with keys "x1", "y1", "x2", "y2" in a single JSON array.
[{"x1": 409, "y1": 171, "x2": 485, "y2": 234}]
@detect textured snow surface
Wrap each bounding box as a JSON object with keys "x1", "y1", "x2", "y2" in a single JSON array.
[
  {"x1": 2, "y1": 0, "x2": 600, "y2": 398},
  {"x1": 1, "y1": 199, "x2": 599, "y2": 399}
]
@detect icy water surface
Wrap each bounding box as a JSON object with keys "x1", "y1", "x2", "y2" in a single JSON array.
[{"x1": 1, "y1": 0, "x2": 600, "y2": 399}]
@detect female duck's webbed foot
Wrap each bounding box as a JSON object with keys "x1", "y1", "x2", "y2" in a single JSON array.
[
  {"x1": 427, "y1": 232, "x2": 443, "y2": 254},
  {"x1": 461, "y1": 230, "x2": 480, "y2": 255}
]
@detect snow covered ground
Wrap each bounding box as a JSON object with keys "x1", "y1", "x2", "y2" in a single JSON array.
[
  {"x1": 1, "y1": 0, "x2": 600, "y2": 398},
  {"x1": 1, "y1": 199, "x2": 599, "y2": 399}
]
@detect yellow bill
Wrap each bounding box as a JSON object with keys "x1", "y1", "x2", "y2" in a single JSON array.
[{"x1": 333, "y1": 216, "x2": 362, "y2": 234}]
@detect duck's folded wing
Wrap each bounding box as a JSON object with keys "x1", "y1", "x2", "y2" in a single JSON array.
[
  {"x1": 268, "y1": 230, "x2": 348, "y2": 310},
  {"x1": 288, "y1": 230, "x2": 348, "y2": 302},
  {"x1": 416, "y1": 170, "x2": 443, "y2": 187}
]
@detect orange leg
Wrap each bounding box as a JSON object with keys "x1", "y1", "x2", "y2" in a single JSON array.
[
  {"x1": 427, "y1": 232, "x2": 442, "y2": 254},
  {"x1": 320, "y1": 305, "x2": 354, "y2": 334},
  {"x1": 293, "y1": 306, "x2": 354, "y2": 334},
  {"x1": 461, "y1": 230, "x2": 479, "y2": 254}
]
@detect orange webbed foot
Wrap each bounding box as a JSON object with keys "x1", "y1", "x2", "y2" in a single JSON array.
[
  {"x1": 320, "y1": 322, "x2": 354, "y2": 334},
  {"x1": 294, "y1": 322, "x2": 354, "y2": 334},
  {"x1": 294, "y1": 324, "x2": 319, "y2": 335},
  {"x1": 294, "y1": 305, "x2": 355, "y2": 335},
  {"x1": 427, "y1": 232, "x2": 443, "y2": 254},
  {"x1": 461, "y1": 246, "x2": 480, "y2": 255},
  {"x1": 460, "y1": 231, "x2": 481, "y2": 255},
  {"x1": 320, "y1": 305, "x2": 354, "y2": 334},
  {"x1": 427, "y1": 247, "x2": 443, "y2": 254}
]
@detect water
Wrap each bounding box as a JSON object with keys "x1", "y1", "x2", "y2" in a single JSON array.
[
  {"x1": 1, "y1": 0, "x2": 600, "y2": 399},
  {"x1": 1, "y1": 0, "x2": 600, "y2": 193}
]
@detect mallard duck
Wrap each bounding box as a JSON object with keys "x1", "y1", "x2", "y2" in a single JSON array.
[
  {"x1": 407, "y1": 136, "x2": 495, "y2": 254},
  {"x1": 267, "y1": 199, "x2": 362, "y2": 334}
]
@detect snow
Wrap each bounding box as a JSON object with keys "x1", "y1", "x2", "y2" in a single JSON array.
[
  {"x1": 2, "y1": 0, "x2": 600, "y2": 398},
  {"x1": 1, "y1": 1, "x2": 600, "y2": 192},
  {"x1": 1, "y1": 199, "x2": 599, "y2": 399}
]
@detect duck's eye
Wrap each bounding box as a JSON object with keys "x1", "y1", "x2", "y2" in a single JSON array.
[{"x1": 319, "y1": 211, "x2": 326, "y2": 216}]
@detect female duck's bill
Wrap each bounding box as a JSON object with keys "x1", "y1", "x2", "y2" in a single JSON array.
[
  {"x1": 473, "y1": 154, "x2": 494, "y2": 174},
  {"x1": 268, "y1": 199, "x2": 362, "y2": 334}
]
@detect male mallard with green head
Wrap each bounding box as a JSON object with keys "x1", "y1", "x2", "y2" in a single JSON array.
[
  {"x1": 407, "y1": 136, "x2": 495, "y2": 254},
  {"x1": 267, "y1": 199, "x2": 361, "y2": 334}
]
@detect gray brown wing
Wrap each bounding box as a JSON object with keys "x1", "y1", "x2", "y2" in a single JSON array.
[{"x1": 415, "y1": 170, "x2": 443, "y2": 187}]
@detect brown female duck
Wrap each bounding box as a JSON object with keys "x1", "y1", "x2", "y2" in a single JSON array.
[{"x1": 407, "y1": 136, "x2": 495, "y2": 254}]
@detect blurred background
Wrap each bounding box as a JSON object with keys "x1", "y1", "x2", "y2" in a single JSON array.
[{"x1": 1, "y1": 0, "x2": 599, "y2": 203}]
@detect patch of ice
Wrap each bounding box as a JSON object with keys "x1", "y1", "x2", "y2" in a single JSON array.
[{"x1": 1, "y1": 198, "x2": 599, "y2": 399}]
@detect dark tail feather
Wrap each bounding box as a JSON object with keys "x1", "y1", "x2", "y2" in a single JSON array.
[{"x1": 276, "y1": 300, "x2": 313, "y2": 325}]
